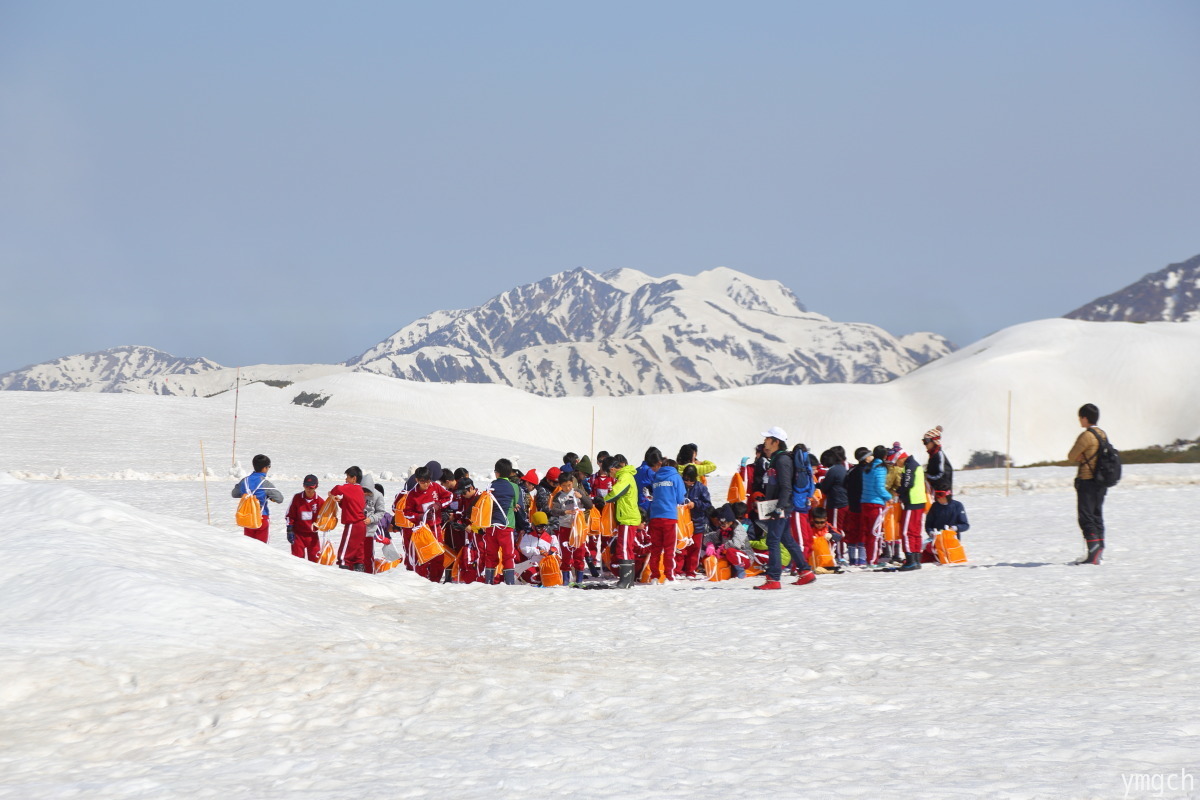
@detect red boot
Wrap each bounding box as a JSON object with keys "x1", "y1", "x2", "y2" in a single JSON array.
[
  {"x1": 792, "y1": 570, "x2": 816, "y2": 586},
  {"x1": 753, "y1": 580, "x2": 782, "y2": 590}
]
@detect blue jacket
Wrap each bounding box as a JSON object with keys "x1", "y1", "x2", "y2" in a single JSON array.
[
  {"x1": 232, "y1": 471, "x2": 283, "y2": 517},
  {"x1": 635, "y1": 462, "x2": 656, "y2": 512},
  {"x1": 860, "y1": 461, "x2": 891, "y2": 506},
  {"x1": 649, "y1": 465, "x2": 687, "y2": 520},
  {"x1": 685, "y1": 481, "x2": 713, "y2": 533},
  {"x1": 489, "y1": 477, "x2": 518, "y2": 528}
]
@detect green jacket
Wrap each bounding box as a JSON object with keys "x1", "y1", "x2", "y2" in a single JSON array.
[{"x1": 604, "y1": 465, "x2": 642, "y2": 526}]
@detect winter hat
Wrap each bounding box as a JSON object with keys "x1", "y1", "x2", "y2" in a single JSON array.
[
  {"x1": 886, "y1": 442, "x2": 903, "y2": 462},
  {"x1": 424, "y1": 460, "x2": 442, "y2": 479},
  {"x1": 577, "y1": 455, "x2": 594, "y2": 476},
  {"x1": 546, "y1": 467, "x2": 561, "y2": 483},
  {"x1": 717, "y1": 505, "x2": 737, "y2": 524},
  {"x1": 456, "y1": 478, "x2": 475, "y2": 493},
  {"x1": 923, "y1": 426, "x2": 944, "y2": 443},
  {"x1": 560, "y1": 463, "x2": 574, "y2": 474},
  {"x1": 531, "y1": 511, "x2": 549, "y2": 526},
  {"x1": 522, "y1": 469, "x2": 539, "y2": 486},
  {"x1": 303, "y1": 474, "x2": 319, "y2": 488}
]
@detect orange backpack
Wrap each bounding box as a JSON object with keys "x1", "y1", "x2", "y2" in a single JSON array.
[
  {"x1": 568, "y1": 511, "x2": 589, "y2": 548},
  {"x1": 727, "y1": 471, "x2": 747, "y2": 504},
  {"x1": 235, "y1": 492, "x2": 262, "y2": 530},
  {"x1": 675, "y1": 506, "x2": 694, "y2": 550},
  {"x1": 470, "y1": 491, "x2": 495, "y2": 532},
  {"x1": 810, "y1": 534, "x2": 836, "y2": 568},
  {"x1": 318, "y1": 540, "x2": 336, "y2": 566},
  {"x1": 411, "y1": 524, "x2": 445, "y2": 565},
  {"x1": 540, "y1": 553, "x2": 563, "y2": 587},
  {"x1": 704, "y1": 555, "x2": 731, "y2": 581},
  {"x1": 316, "y1": 496, "x2": 340, "y2": 532},
  {"x1": 392, "y1": 494, "x2": 415, "y2": 529},
  {"x1": 882, "y1": 501, "x2": 901, "y2": 542},
  {"x1": 933, "y1": 530, "x2": 967, "y2": 564}
]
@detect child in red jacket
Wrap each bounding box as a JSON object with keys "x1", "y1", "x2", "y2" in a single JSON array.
[{"x1": 285, "y1": 474, "x2": 324, "y2": 562}]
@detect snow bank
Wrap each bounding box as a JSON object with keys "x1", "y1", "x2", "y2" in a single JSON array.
[{"x1": 2, "y1": 477, "x2": 1198, "y2": 798}]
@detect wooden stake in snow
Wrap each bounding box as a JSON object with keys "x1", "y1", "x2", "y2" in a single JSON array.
[
  {"x1": 590, "y1": 406, "x2": 596, "y2": 463},
  {"x1": 1005, "y1": 390, "x2": 1013, "y2": 498},
  {"x1": 232, "y1": 367, "x2": 240, "y2": 468},
  {"x1": 200, "y1": 439, "x2": 212, "y2": 525}
]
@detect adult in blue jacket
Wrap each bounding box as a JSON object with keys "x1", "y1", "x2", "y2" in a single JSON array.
[{"x1": 645, "y1": 447, "x2": 687, "y2": 582}]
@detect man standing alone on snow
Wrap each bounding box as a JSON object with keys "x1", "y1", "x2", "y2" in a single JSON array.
[
  {"x1": 1067, "y1": 403, "x2": 1108, "y2": 565},
  {"x1": 754, "y1": 427, "x2": 816, "y2": 590}
]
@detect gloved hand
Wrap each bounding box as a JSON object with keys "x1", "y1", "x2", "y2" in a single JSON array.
[
  {"x1": 704, "y1": 543, "x2": 717, "y2": 557},
  {"x1": 375, "y1": 532, "x2": 392, "y2": 545},
  {"x1": 286, "y1": 525, "x2": 295, "y2": 544}
]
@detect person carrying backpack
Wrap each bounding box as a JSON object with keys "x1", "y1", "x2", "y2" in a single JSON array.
[
  {"x1": 232, "y1": 454, "x2": 284, "y2": 543},
  {"x1": 789, "y1": 443, "x2": 816, "y2": 565},
  {"x1": 753, "y1": 427, "x2": 816, "y2": 590},
  {"x1": 1067, "y1": 403, "x2": 1115, "y2": 565}
]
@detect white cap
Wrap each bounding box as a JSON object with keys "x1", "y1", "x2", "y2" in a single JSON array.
[{"x1": 760, "y1": 426, "x2": 788, "y2": 442}]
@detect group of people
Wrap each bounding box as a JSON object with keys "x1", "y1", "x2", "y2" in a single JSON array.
[{"x1": 232, "y1": 422, "x2": 986, "y2": 590}]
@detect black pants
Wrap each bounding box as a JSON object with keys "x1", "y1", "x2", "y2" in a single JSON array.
[{"x1": 1075, "y1": 478, "x2": 1107, "y2": 541}]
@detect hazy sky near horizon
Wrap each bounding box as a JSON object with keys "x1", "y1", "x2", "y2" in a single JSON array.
[{"x1": 2, "y1": 1, "x2": 1198, "y2": 373}]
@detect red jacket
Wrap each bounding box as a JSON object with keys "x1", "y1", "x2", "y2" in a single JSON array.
[
  {"x1": 285, "y1": 492, "x2": 325, "y2": 535},
  {"x1": 400, "y1": 483, "x2": 453, "y2": 526},
  {"x1": 330, "y1": 484, "x2": 365, "y2": 524}
]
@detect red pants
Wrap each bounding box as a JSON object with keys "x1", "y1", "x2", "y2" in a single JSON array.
[
  {"x1": 363, "y1": 533, "x2": 376, "y2": 574},
  {"x1": 843, "y1": 509, "x2": 862, "y2": 546},
  {"x1": 612, "y1": 525, "x2": 640, "y2": 560},
  {"x1": 676, "y1": 532, "x2": 704, "y2": 577},
  {"x1": 648, "y1": 518, "x2": 677, "y2": 581},
  {"x1": 722, "y1": 546, "x2": 752, "y2": 568},
  {"x1": 900, "y1": 507, "x2": 925, "y2": 554},
  {"x1": 291, "y1": 529, "x2": 319, "y2": 562},
  {"x1": 337, "y1": 521, "x2": 366, "y2": 568},
  {"x1": 860, "y1": 503, "x2": 884, "y2": 564},
  {"x1": 483, "y1": 526, "x2": 516, "y2": 571},
  {"x1": 556, "y1": 527, "x2": 586, "y2": 572},
  {"x1": 244, "y1": 516, "x2": 270, "y2": 543},
  {"x1": 790, "y1": 511, "x2": 812, "y2": 564}
]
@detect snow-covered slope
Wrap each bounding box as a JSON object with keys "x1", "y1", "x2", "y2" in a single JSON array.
[
  {"x1": 1, "y1": 473, "x2": 1197, "y2": 798},
  {"x1": 235, "y1": 318, "x2": 1200, "y2": 468},
  {"x1": 1066, "y1": 252, "x2": 1200, "y2": 322},
  {"x1": 348, "y1": 266, "x2": 954, "y2": 396},
  {"x1": 0, "y1": 346, "x2": 222, "y2": 392}
]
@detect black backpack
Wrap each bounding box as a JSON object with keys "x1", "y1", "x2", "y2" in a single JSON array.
[{"x1": 1089, "y1": 429, "x2": 1122, "y2": 488}]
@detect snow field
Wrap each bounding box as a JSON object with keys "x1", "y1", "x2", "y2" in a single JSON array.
[{"x1": 1, "y1": 472, "x2": 1198, "y2": 798}]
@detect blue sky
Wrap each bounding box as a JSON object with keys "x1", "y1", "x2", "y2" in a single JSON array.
[{"x1": 2, "y1": 1, "x2": 1198, "y2": 373}]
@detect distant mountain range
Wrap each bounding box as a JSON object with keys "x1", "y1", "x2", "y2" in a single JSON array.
[
  {"x1": 0, "y1": 267, "x2": 954, "y2": 397},
  {"x1": 347, "y1": 267, "x2": 954, "y2": 396},
  {"x1": 6, "y1": 253, "x2": 1197, "y2": 398},
  {"x1": 1066, "y1": 253, "x2": 1200, "y2": 322}
]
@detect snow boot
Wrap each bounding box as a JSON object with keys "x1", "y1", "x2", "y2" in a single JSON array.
[
  {"x1": 616, "y1": 560, "x2": 635, "y2": 589},
  {"x1": 1074, "y1": 536, "x2": 1104, "y2": 565},
  {"x1": 442, "y1": 567, "x2": 453, "y2": 583},
  {"x1": 503, "y1": 569, "x2": 516, "y2": 585},
  {"x1": 574, "y1": 570, "x2": 586, "y2": 587},
  {"x1": 588, "y1": 558, "x2": 601, "y2": 578},
  {"x1": 898, "y1": 552, "x2": 922, "y2": 571},
  {"x1": 753, "y1": 580, "x2": 782, "y2": 590},
  {"x1": 484, "y1": 568, "x2": 496, "y2": 585},
  {"x1": 352, "y1": 564, "x2": 366, "y2": 572},
  {"x1": 792, "y1": 570, "x2": 816, "y2": 586}
]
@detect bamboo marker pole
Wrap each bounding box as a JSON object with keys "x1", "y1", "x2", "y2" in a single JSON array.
[
  {"x1": 200, "y1": 439, "x2": 212, "y2": 525},
  {"x1": 232, "y1": 367, "x2": 241, "y2": 468},
  {"x1": 1005, "y1": 390, "x2": 1013, "y2": 497},
  {"x1": 590, "y1": 406, "x2": 596, "y2": 461}
]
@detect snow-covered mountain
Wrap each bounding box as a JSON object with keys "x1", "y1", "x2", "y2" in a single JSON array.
[
  {"x1": 1065, "y1": 252, "x2": 1200, "y2": 322},
  {"x1": 348, "y1": 267, "x2": 954, "y2": 397},
  {"x1": 0, "y1": 346, "x2": 222, "y2": 393}
]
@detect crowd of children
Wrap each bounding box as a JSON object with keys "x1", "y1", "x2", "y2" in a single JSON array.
[{"x1": 233, "y1": 426, "x2": 970, "y2": 590}]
